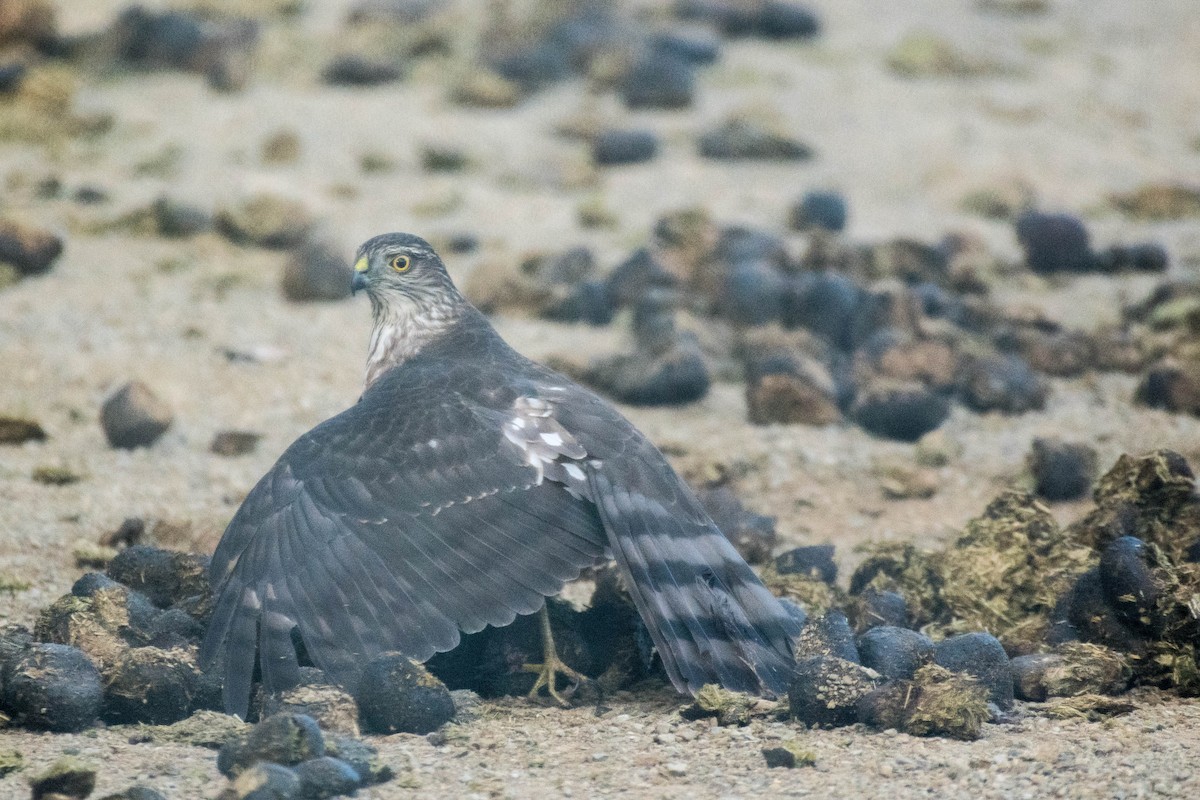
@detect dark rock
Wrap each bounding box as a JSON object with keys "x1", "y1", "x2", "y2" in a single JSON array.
[
  {"x1": 356, "y1": 653, "x2": 455, "y2": 735},
  {"x1": 592, "y1": 130, "x2": 659, "y2": 166},
  {"x1": 956, "y1": 354, "x2": 1047, "y2": 414},
  {"x1": 698, "y1": 117, "x2": 813, "y2": 160},
  {"x1": 2, "y1": 643, "x2": 102, "y2": 732},
  {"x1": 794, "y1": 610, "x2": 858, "y2": 663},
  {"x1": 605, "y1": 248, "x2": 677, "y2": 308},
  {"x1": 1015, "y1": 211, "x2": 1094, "y2": 274},
  {"x1": 757, "y1": 1, "x2": 821, "y2": 39},
  {"x1": 789, "y1": 190, "x2": 847, "y2": 232},
  {"x1": 219, "y1": 714, "x2": 325, "y2": 778},
  {"x1": 107, "y1": 546, "x2": 210, "y2": 609},
  {"x1": 1135, "y1": 360, "x2": 1200, "y2": 416},
  {"x1": 100, "y1": 381, "x2": 172, "y2": 449},
  {"x1": 583, "y1": 335, "x2": 710, "y2": 406},
  {"x1": 852, "y1": 588, "x2": 909, "y2": 631},
  {"x1": 620, "y1": 51, "x2": 694, "y2": 109},
  {"x1": 0, "y1": 624, "x2": 34, "y2": 667},
  {"x1": 150, "y1": 607, "x2": 205, "y2": 642},
  {"x1": 1049, "y1": 568, "x2": 1150, "y2": 654},
  {"x1": 698, "y1": 487, "x2": 776, "y2": 565},
  {"x1": 718, "y1": 260, "x2": 786, "y2": 325},
  {"x1": 38, "y1": 582, "x2": 161, "y2": 662},
  {"x1": 1009, "y1": 329, "x2": 1096, "y2": 378},
  {"x1": 102, "y1": 646, "x2": 198, "y2": 724},
  {"x1": 714, "y1": 226, "x2": 789, "y2": 268},
  {"x1": 69, "y1": 571, "x2": 119, "y2": 597},
  {"x1": 74, "y1": 185, "x2": 109, "y2": 204},
  {"x1": 263, "y1": 682, "x2": 361, "y2": 737},
  {"x1": 98, "y1": 787, "x2": 168, "y2": 800},
  {"x1": 651, "y1": 30, "x2": 721, "y2": 64},
  {"x1": 324, "y1": 735, "x2": 394, "y2": 786},
  {"x1": 774, "y1": 545, "x2": 836, "y2": 584},
  {"x1": 282, "y1": 238, "x2": 353, "y2": 302},
  {"x1": 857, "y1": 664, "x2": 989, "y2": 740},
  {"x1": 108, "y1": 7, "x2": 260, "y2": 92},
  {"x1": 760, "y1": 745, "x2": 813, "y2": 768},
  {"x1": 1098, "y1": 536, "x2": 1164, "y2": 634},
  {"x1": 211, "y1": 430, "x2": 262, "y2": 456},
  {"x1": 0, "y1": 62, "x2": 27, "y2": 94},
  {"x1": 1028, "y1": 438, "x2": 1097, "y2": 501},
  {"x1": 743, "y1": 343, "x2": 842, "y2": 426},
  {"x1": 321, "y1": 54, "x2": 402, "y2": 86},
  {"x1": 788, "y1": 656, "x2": 879, "y2": 726},
  {"x1": 1094, "y1": 243, "x2": 1169, "y2": 274},
  {"x1": 294, "y1": 757, "x2": 362, "y2": 799},
  {"x1": 857, "y1": 626, "x2": 935, "y2": 680},
  {"x1": 0, "y1": 218, "x2": 63, "y2": 276},
  {"x1": 934, "y1": 632, "x2": 1014, "y2": 709},
  {"x1": 444, "y1": 232, "x2": 479, "y2": 254},
  {"x1": 217, "y1": 193, "x2": 315, "y2": 249},
  {"x1": 781, "y1": 271, "x2": 863, "y2": 351},
  {"x1": 0, "y1": 415, "x2": 46, "y2": 444},
  {"x1": 543, "y1": 280, "x2": 615, "y2": 325},
  {"x1": 29, "y1": 757, "x2": 96, "y2": 800},
  {"x1": 494, "y1": 42, "x2": 573, "y2": 91},
  {"x1": 852, "y1": 380, "x2": 951, "y2": 442},
  {"x1": 152, "y1": 197, "x2": 212, "y2": 237},
  {"x1": 1010, "y1": 652, "x2": 1059, "y2": 701},
  {"x1": 227, "y1": 762, "x2": 301, "y2": 799}
]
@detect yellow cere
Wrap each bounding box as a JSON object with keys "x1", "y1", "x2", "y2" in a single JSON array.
[{"x1": 354, "y1": 256, "x2": 369, "y2": 273}]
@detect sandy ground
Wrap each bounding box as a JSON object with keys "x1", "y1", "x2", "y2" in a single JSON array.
[{"x1": 3, "y1": 0, "x2": 1200, "y2": 796}]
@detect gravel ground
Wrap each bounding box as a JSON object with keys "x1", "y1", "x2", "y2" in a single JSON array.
[{"x1": 3, "y1": 0, "x2": 1200, "y2": 796}]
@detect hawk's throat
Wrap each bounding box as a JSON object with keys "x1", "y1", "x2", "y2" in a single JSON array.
[{"x1": 364, "y1": 291, "x2": 462, "y2": 389}]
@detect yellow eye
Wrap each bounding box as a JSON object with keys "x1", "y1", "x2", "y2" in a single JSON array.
[{"x1": 390, "y1": 255, "x2": 411, "y2": 273}]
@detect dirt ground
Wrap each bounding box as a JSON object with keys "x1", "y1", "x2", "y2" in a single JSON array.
[{"x1": 3, "y1": 0, "x2": 1200, "y2": 797}]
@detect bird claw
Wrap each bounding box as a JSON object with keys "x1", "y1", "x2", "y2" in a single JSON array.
[{"x1": 522, "y1": 657, "x2": 588, "y2": 706}]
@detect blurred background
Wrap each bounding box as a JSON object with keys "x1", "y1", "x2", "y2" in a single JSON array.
[{"x1": 2, "y1": 0, "x2": 1200, "y2": 613}]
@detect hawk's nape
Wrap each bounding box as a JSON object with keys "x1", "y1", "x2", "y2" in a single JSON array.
[{"x1": 201, "y1": 233, "x2": 801, "y2": 717}]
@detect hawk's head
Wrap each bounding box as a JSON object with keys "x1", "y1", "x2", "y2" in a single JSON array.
[{"x1": 351, "y1": 232, "x2": 461, "y2": 316}]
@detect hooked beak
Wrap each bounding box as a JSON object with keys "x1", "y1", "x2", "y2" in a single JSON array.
[{"x1": 351, "y1": 256, "x2": 369, "y2": 295}]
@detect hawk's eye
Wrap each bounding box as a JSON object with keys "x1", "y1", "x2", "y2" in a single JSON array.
[{"x1": 390, "y1": 255, "x2": 411, "y2": 273}]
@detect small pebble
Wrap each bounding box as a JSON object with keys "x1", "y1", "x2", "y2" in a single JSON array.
[
  {"x1": 789, "y1": 190, "x2": 848, "y2": 232},
  {"x1": 1094, "y1": 242, "x2": 1169, "y2": 274},
  {"x1": 1028, "y1": 437, "x2": 1097, "y2": 501},
  {"x1": 857, "y1": 626, "x2": 934, "y2": 680},
  {"x1": 1015, "y1": 211, "x2": 1094, "y2": 274},
  {"x1": 355, "y1": 653, "x2": 455, "y2": 735},
  {"x1": 153, "y1": 197, "x2": 212, "y2": 237},
  {"x1": 325, "y1": 735, "x2": 394, "y2": 786},
  {"x1": 1135, "y1": 360, "x2": 1200, "y2": 416},
  {"x1": 852, "y1": 587, "x2": 909, "y2": 631},
  {"x1": 321, "y1": 54, "x2": 402, "y2": 86},
  {"x1": 294, "y1": 756, "x2": 362, "y2": 799},
  {"x1": 933, "y1": 632, "x2": 1014, "y2": 709},
  {"x1": 219, "y1": 714, "x2": 325, "y2": 778},
  {"x1": 774, "y1": 545, "x2": 837, "y2": 584},
  {"x1": 698, "y1": 116, "x2": 813, "y2": 161},
  {"x1": 853, "y1": 380, "x2": 951, "y2": 442},
  {"x1": 651, "y1": 29, "x2": 721, "y2": 64},
  {"x1": 29, "y1": 757, "x2": 96, "y2": 800},
  {"x1": 0, "y1": 415, "x2": 46, "y2": 444},
  {"x1": 211, "y1": 430, "x2": 262, "y2": 456},
  {"x1": 98, "y1": 786, "x2": 168, "y2": 800},
  {"x1": 782, "y1": 271, "x2": 863, "y2": 351},
  {"x1": 217, "y1": 193, "x2": 315, "y2": 249},
  {"x1": 592, "y1": 130, "x2": 659, "y2": 166},
  {"x1": 228, "y1": 762, "x2": 301, "y2": 800},
  {"x1": 719, "y1": 260, "x2": 786, "y2": 325},
  {"x1": 282, "y1": 238, "x2": 353, "y2": 302},
  {"x1": 100, "y1": 381, "x2": 172, "y2": 449},
  {"x1": 620, "y1": 51, "x2": 694, "y2": 109},
  {"x1": 956, "y1": 354, "x2": 1047, "y2": 414},
  {"x1": 0, "y1": 218, "x2": 63, "y2": 276}
]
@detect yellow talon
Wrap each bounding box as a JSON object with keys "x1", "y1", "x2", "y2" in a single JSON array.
[{"x1": 522, "y1": 605, "x2": 588, "y2": 706}]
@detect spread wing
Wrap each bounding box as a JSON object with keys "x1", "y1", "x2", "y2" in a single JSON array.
[{"x1": 200, "y1": 376, "x2": 608, "y2": 718}]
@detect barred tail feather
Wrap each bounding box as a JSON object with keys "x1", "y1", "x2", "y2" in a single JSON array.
[{"x1": 587, "y1": 470, "x2": 800, "y2": 697}]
